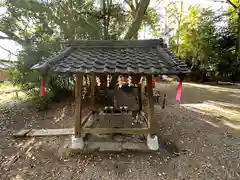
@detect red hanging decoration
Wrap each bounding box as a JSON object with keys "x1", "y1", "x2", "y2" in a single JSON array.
[
  {"x1": 40, "y1": 78, "x2": 45, "y2": 97},
  {"x1": 176, "y1": 81, "x2": 182, "y2": 102},
  {"x1": 152, "y1": 79, "x2": 156, "y2": 88}
]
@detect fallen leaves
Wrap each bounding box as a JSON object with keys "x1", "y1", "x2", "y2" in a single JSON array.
[
  {"x1": 77, "y1": 154, "x2": 95, "y2": 173},
  {"x1": 1, "y1": 138, "x2": 35, "y2": 171}
]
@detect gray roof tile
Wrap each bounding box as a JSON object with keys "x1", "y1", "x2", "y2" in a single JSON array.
[
  {"x1": 0, "y1": 59, "x2": 14, "y2": 69},
  {"x1": 31, "y1": 39, "x2": 190, "y2": 75}
]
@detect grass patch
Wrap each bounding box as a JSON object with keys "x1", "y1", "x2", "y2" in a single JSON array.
[
  {"x1": 0, "y1": 81, "x2": 29, "y2": 105},
  {"x1": 0, "y1": 81, "x2": 18, "y2": 92}
]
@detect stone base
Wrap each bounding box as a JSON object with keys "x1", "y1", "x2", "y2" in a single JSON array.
[
  {"x1": 147, "y1": 134, "x2": 159, "y2": 150},
  {"x1": 69, "y1": 141, "x2": 156, "y2": 153},
  {"x1": 71, "y1": 136, "x2": 84, "y2": 149}
]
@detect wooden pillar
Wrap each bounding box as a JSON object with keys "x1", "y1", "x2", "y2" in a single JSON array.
[
  {"x1": 75, "y1": 73, "x2": 83, "y2": 137},
  {"x1": 99, "y1": 74, "x2": 107, "y2": 89},
  {"x1": 146, "y1": 75, "x2": 154, "y2": 134},
  {"x1": 132, "y1": 75, "x2": 142, "y2": 111},
  {"x1": 90, "y1": 73, "x2": 96, "y2": 109},
  {"x1": 110, "y1": 74, "x2": 118, "y2": 89},
  {"x1": 138, "y1": 84, "x2": 142, "y2": 111}
]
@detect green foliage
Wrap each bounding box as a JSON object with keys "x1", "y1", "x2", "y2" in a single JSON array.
[
  {"x1": 0, "y1": 0, "x2": 156, "y2": 108},
  {"x1": 169, "y1": 4, "x2": 240, "y2": 83}
]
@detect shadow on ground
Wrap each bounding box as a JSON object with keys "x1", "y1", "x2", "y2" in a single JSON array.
[{"x1": 0, "y1": 82, "x2": 240, "y2": 180}]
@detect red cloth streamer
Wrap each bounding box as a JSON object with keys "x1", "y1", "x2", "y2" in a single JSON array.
[
  {"x1": 152, "y1": 79, "x2": 156, "y2": 88},
  {"x1": 176, "y1": 81, "x2": 182, "y2": 102},
  {"x1": 40, "y1": 79, "x2": 45, "y2": 97},
  {"x1": 152, "y1": 79, "x2": 156, "y2": 85}
]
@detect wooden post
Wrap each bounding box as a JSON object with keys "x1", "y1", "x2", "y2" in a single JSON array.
[
  {"x1": 90, "y1": 73, "x2": 96, "y2": 108},
  {"x1": 146, "y1": 75, "x2": 154, "y2": 134},
  {"x1": 110, "y1": 74, "x2": 118, "y2": 89},
  {"x1": 138, "y1": 84, "x2": 142, "y2": 111},
  {"x1": 99, "y1": 74, "x2": 107, "y2": 89},
  {"x1": 75, "y1": 73, "x2": 83, "y2": 137},
  {"x1": 132, "y1": 75, "x2": 142, "y2": 111}
]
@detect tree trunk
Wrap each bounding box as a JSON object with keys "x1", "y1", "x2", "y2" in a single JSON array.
[
  {"x1": 176, "y1": 0, "x2": 183, "y2": 56},
  {"x1": 133, "y1": 32, "x2": 138, "y2": 40},
  {"x1": 226, "y1": 1, "x2": 240, "y2": 64},
  {"x1": 0, "y1": 30, "x2": 28, "y2": 48},
  {"x1": 230, "y1": 73, "x2": 236, "y2": 84},
  {"x1": 124, "y1": 0, "x2": 150, "y2": 39},
  {"x1": 200, "y1": 72, "x2": 206, "y2": 83},
  {"x1": 102, "y1": 0, "x2": 108, "y2": 39},
  {"x1": 237, "y1": 9, "x2": 240, "y2": 63}
]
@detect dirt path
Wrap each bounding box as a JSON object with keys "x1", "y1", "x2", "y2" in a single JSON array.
[{"x1": 0, "y1": 82, "x2": 240, "y2": 180}]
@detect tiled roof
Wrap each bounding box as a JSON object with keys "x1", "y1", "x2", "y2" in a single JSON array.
[
  {"x1": 31, "y1": 39, "x2": 190, "y2": 75},
  {"x1": 0, "y1": 59, "x2": 13, "y2": 69}
]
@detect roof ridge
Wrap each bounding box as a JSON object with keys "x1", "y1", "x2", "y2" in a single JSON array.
[
  {"x1": 0, "y1": 59, "x2": 14, "y2": 62},
  {"x1": 32, "y1": 46, "x2": 73, "y2": 75},
  {"x1": 0, "y1": 59, "x2": 14, "y2": 69},
  {"x1": 71, "y1": 39, "x2": 164, "y2": 48},
  {"x1": 31, "y1": 39, "x2": 190, "y2": 75}
]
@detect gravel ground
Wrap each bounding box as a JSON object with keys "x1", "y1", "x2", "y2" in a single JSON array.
[{"x1": 0, "y1": 82, "x2": 240, "y2": 180}]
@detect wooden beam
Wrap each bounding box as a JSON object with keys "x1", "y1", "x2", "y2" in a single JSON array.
[
  {"x1": 81, "y1": 111, "x2": 93, "y2": 127},
  {"x1": 75, "y1": 73, "x2": 83, "y2": 137},
  {"x1": 99, "y1": 111, "x2": 133, "y2": 116},
  {"x1": 12, "y1": 129, "x2": 31, "y2": 137},
  {"x1": 146, "y1": 75, "x2": 154, "y2": 134},
  {"x1": 140, "y1": 111, "x2": 148, "y2": 126},
  {"x1": 25, "y1": 128, "x2": 74, "y2": 136},
  {"x1": 83, "y1": 127, "x2": 149, "y2": 135}
]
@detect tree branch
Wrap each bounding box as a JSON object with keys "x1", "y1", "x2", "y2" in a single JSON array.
[
  {"x1": 226, "y1": 0, "x2": 238, "y2": 9},
  {"x1": 0, "y1": 30, "x2": 27, "y2": 47},
  {"x1": 124, "y1": 0, "x2": 150, "y2": 39},
  {"x1": 135, "y1": 0, "x2": 139, "y2": 10},
  {"x1": 106, "y1": 0, "x2": 113, "y2": 36},
  {"x1": 124, "y1": 0, "x2": 135, "y2": 11}
]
